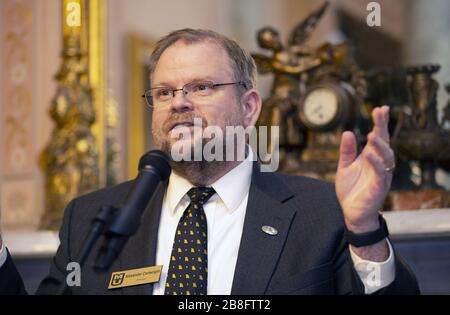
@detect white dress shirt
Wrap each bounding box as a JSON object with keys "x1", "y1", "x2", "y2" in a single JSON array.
[
  {"x1": 0, "y1": 244, "x2": 6, "y2": 267},
  {"x1": 152, "y1": 150, "x2": 253, "y2": 295},
  {"x1": 0, "y1": 149, "x2": 395, "y2": 294}
]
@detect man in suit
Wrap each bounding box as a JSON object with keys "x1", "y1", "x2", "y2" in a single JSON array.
[{"x1": 0, "y1": 29, "x2": 418, "y2": 295}]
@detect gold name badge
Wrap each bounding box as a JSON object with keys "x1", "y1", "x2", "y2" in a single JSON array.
[{"x1": 108, "y1": 265, "x2": 163, "y2": 289}]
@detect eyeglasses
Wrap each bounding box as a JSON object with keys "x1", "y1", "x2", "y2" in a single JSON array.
[{"x1": 142, "y1": 80, "x2": 247, "y2": 108}]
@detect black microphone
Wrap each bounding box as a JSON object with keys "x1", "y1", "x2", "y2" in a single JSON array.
[{"x1": 94, "y1": 150, "x2": 171, "y2": 270}]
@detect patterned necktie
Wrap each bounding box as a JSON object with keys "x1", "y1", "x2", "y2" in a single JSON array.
[{"x1": 165, "y1": 187, "x2": 216, "y2": 295}]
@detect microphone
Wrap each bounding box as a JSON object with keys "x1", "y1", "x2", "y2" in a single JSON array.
[{"x1": 94, "y1": 150, "x2": 171, "y2": 270}]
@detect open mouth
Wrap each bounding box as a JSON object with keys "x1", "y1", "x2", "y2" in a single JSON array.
[{"x1": 169, "y1": 121, "x2": 195, "y2": 132}]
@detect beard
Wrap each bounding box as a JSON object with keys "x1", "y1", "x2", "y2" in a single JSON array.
[{"x1": 152, "y1": 108, "x2": 246, "y2": 186}]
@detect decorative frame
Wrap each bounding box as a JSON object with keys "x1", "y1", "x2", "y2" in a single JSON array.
[{"x1": 127, "y1": 34, "x2": 156, "y2": 178}]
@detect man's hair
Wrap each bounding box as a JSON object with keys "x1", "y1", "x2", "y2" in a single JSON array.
[{"x1": 148, "y1": 28, "x2": 257, "y2": 90}]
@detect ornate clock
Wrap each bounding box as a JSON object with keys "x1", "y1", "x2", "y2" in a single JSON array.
[
  {"x1": 296, "y1": 80, "x2": 361, "y2": 181},
  {"x1": 299, "y1": 81, "x2": 356, "y2": 132}
]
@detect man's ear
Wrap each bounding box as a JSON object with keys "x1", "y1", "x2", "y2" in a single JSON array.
[{"x1": 240, "y1": 89, "x2": 262, "y2": 127}]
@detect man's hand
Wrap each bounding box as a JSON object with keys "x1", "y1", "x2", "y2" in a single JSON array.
[{"x1": 335, "y1": 106, "x2": 394, "y2": 260}]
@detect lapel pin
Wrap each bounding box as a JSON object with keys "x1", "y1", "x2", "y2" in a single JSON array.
[{"x1": 262, "y1": 225, "x2": 278, "y2": 236}]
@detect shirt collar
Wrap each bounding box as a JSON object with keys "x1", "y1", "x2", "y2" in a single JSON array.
[{"x1": 165, "y1": 148, "x2": 254, "y2": 215}]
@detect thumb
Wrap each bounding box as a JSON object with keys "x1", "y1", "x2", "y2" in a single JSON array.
[{"x1": 338, "y1": 131, "x2": 357, "y2": 169}]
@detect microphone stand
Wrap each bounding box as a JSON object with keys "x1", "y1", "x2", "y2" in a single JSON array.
[
  {"x1": 56, "y1": 149, "x2": 171, "y2": 295},
  {"x1": 56, "y1": 205, "x2": 119, "y2": 295}
]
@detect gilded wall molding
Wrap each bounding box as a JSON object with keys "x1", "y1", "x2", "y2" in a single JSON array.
[
  {"x1": 127, "y1": 34, "x2": 155, "y2": 178},
  {"x1": 39, "y1": 0, "x2": 116, "y2": 229}
]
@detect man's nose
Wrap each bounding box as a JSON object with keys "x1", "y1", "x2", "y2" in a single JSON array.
[{"x1": 170, "y1": 89, "x2": 193, "y2": 112}]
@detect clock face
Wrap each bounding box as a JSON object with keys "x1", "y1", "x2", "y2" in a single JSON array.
[{"x1": 302, "y1": 88, "x2": 339, "y2": 127}]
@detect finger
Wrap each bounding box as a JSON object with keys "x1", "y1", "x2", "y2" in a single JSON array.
[
  {"x1": 338, "y1": 131, "x2": 357, "y2": 169},
  {"x1": 366, "y1": 150, "x2": 386, "y2": 175},
  {"x1": 382, "y1": 105, "x2": 390, "y2": 123},
  {"x1": 367, "y1": 132, "x2": 395, "y2": 167},
  {"x1": 372, "y1": 106, "x2": 389, "y2": 141},
  {"x1": 365, "y1": 150, "x2": 393, "y2": 188},
  {"x1": 372, "y1": 106, "x2": 390, "y2": 143}
]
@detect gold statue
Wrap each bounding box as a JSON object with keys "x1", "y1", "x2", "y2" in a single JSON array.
[
  {"x1": 252, "y1": 2, "x2": 329, "y2": 171},
  {"x1": 252, "y1": 1, "x2": 366, "y2": 177},
  {"x1": 40, "y1": 33, "x2": 99, "y2": 230}
]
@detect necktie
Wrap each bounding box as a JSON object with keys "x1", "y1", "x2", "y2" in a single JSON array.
[{"x1": 165, "y1": 187, "x2": 216, "y2": 295}]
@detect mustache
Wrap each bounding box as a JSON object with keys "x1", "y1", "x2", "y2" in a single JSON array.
[{"x1": 162, "y1": 113, "x2": 208, "y2": 133}]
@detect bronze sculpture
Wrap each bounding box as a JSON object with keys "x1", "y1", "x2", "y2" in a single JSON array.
[
  {"x1": 252, "y1": 2, "x2": 366, "y2": 178},
  {"x1": 392, "y1": 65, "x2": 450, "y2": 187},
  {"x1": 438, "y1": 84, "x2": 450, "y2": 174},
  {"x1": 252, "y1": 2, "x2": 330, "y2": 171},
  {"x1": 389, "y1": 65, "x2": 450, "y2": 209}
]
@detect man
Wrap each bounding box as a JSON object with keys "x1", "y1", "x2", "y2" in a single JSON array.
[{"x1": 0, "y1": 29, "x2": 418, "y2": 295}]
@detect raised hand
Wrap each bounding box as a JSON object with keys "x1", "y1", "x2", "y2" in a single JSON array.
[{"x1": 336, "y1": 105, "x2": 395, "y2": 233}]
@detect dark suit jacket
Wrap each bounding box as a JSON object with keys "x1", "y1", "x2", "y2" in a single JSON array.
[{"x1": 0, "y1": 162, "x2": 419, "y2": 294}]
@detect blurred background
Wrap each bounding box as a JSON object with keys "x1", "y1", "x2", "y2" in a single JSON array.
[{"x1": 0, "y1": 0, "x2": 449, "y2": 294}]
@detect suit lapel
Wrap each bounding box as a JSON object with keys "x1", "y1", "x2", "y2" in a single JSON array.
[
  {"x1": 116, "y1": 180, "x2": 167, "y2": 295},
  {"x1": 106, "y1": 162, "x2": 297, "y2": 295},
  {"x1": 231, "y1": 162, "x2": 297, "y2": 294}
]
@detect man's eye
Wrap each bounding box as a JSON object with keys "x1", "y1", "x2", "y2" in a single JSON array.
[
  {"x1": 192, "y1": 83, "x2": 212, "y2": 92},
  {"x1": 156, "y1": 89, "x2": 171, "y2": 97}
]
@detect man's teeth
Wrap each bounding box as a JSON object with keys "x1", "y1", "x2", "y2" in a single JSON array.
[{"x1": 173, "y1": 123, "x2": 193, "y2": 130}]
